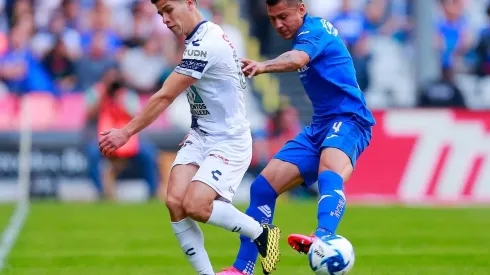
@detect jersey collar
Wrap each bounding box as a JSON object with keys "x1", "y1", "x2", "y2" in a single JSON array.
[
  {"x1": 294, "y1": 13, "x2": 310, "y2": 40},
  {"x1": 302, "y1": 13, "x2": 311, "y2": 25},
  {"x1": 186, "y1": 20, "x2": 208, "y2": 41}
]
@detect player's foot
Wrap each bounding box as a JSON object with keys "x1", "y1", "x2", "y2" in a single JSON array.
[
  {"x1": 287, "y1": 233, "x2": 317, "y2": 254},
  {"x1": 254, "y1": 224, "x2": 281, "y2": 274},
  {"x1": 216, "y1": 267, "x2": 247, "y2": 275}
]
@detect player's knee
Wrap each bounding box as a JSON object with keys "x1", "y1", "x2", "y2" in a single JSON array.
[
  {"x1": 260, "y1": 159, "x2": 303, "y2": 194},
  {"x1": 319, "y1": 148, "x2": 353, "y2": 181},
  {"x1": 165, "y1": 193, "x2": 183, "y2": 213},
  {"x1": 260, "y1": 165, "x2": 280, "y2": 187},
  {"x1": 182, "y1": 196, "x2": 212, "y2": 223}
]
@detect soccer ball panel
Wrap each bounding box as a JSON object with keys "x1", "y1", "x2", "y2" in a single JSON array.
[{"x1": 308, "y1": 235, "x2": 355, "y2": 275}]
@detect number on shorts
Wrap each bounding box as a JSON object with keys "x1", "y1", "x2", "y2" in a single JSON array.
[
  {"x1": 332, "y1": 122, "x2": 343, "y2": 133},
  {"x1": 211, "y1": 170, "x2": 222, "y2": 181}
]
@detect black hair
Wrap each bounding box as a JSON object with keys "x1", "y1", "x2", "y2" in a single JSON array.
[
  {"x1": 151, "y1": 0, "x2": 197, "y2": 4},
  {"x1": 266, "y1": 0, "x2": 302, "y2": 6}
]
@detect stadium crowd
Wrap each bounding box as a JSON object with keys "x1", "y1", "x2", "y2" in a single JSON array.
[
  {"x1": 0, "y1": 0, "x2": 489, "y2": 107},
  {"x1": 246, "y1": 0, "x2": 490, "y2": 109},
  {"x1": 0, "y1": 0, "x2": 489, "y2": 198}
]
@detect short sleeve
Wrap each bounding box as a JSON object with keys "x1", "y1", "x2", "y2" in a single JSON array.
[
  {"x1": 293, "y1": 20, "x2": 334, "y2": 61},
  {"x1": 174, "y1": 40, "x2": 219, "y2": 79}
]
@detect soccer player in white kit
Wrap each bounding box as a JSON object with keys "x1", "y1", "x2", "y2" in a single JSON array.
[{"x1": 98, "y1": 1, "x2": 281, "y2": 274}]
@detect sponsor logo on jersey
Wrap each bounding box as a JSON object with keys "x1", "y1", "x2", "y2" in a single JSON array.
[
  {"x1": 209, "y1": 153, "x2": 229, "y2": 165},
  {"x1": 298, "y1": 65, "x2": 309, "y2": 73},
  {"x1": 192, "y1": 39, "x2": 202, "y2": 47},
  {"x1": 178, "y1": 59, "x2": 208, "y2": 73},
  {"x1": 184, "y1": 49, "x2": 207, "y2": 58},
  {"x1": 186, "y1": 86, "x2": 210, "y2": 116},
  {"x1": 298, "y1": 65, "x2": 310, "y2": 78},
  {"x1": 297, "y1": 30, "x2": 310, "y2": 37},
  {"x1": 222, "y1": 33, "x2": 230, "y2": 43}
]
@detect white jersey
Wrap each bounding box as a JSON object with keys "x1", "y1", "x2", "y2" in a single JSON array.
[{"x1": 174, "y1": 21, "x2": 250, "y2": 137}]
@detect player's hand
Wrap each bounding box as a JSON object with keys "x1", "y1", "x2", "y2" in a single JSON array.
[
  {"x1": 98, "y1": 128, "x2": 130, "y2": 157},
  {"x1": 241, "y1": 58, "x2": 265, "y2": 78}
]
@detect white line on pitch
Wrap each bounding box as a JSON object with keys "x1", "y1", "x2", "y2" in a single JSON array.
[{"x1": 0, "y1": 202, "x2": 29, "y2": 270}]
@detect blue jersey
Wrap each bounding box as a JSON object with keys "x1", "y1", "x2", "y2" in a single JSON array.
[{"x1": 292, "y1": 14, "x2": 375, "y2": 127}]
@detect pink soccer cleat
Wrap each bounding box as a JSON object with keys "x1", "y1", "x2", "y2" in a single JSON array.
[
  {"x1": 287, "y1": 233, "x2": 318, "y2": 254},
  {"x1": 216, "y1": 267, "x2": 247, "y2": 275}
]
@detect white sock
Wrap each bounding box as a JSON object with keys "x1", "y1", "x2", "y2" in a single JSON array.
[
  {"x1": 206, "y1": 200, "x2": 263, "y2": 240},
  {"x1": 171, "y1": 218, "x2": 215, "y2": 275}
]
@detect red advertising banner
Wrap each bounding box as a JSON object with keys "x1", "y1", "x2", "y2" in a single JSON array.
[{"x1": 346, "y1": 109, "x2": 490, "y2": 204}]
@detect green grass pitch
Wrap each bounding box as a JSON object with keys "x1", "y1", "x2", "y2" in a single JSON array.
[{"x1": 0, "y1": 202, "x2": 489, "y2": 275}]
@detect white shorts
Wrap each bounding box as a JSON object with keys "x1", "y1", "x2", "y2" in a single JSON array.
[{"x1": 171, "y1": 129, "x2": 252, "y2": 202}]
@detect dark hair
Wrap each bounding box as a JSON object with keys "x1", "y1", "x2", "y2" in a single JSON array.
[
  {"x1": 151, "y1": 0, "x2": 197, "y2": 4},
  {"x1": 266, "y1": 0, "x2": 302, "y2": 6}
]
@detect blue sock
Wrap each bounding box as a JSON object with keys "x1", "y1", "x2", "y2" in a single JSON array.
[
  {"x1": 315, "y1": 171, "x2": 346, "y2": 238},
  {"x1": 233, "y1": 175, "x2": 278, "y2": 274}
]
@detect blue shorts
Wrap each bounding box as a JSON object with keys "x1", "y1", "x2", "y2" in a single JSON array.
[{"x1": 273, "y1": 118, "x2": 372, "y2": 187}]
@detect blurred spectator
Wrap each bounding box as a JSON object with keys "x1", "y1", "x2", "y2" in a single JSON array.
[
  {"x1": 119, "y1": 35, "x2": 167, "y2": 93},
  {"x1": 304, "y1": 0, "x2": 341, "y2": 19},
  {"x1": 31, "y1": 11, "x2": 82, "y2": 60},
  {"x1": 0, "y1": 79, "x2": 7, "y2": 96},
  {"x1": 331, "y1": 0, "x2": 371, "y2": 90},
  {"x1": 0, "y1": 0, "x2": 7, "y2": 33},
  {"x1": 418, "y1": 66, "x2": 466, "y2": 108},
  {"x1": 249, "y1": 103, "x2": 316, "y2": 199},
  {"x1": 0, "y1": 30, "x2": 6, "y2": 55},
  {"x1": 75, "y1": 30, "x2": 117, "y2": 91},
  {"x1": 0, "y1": 21, "x2": 56, "y2": 96},
  {"x1": 42, "y1": 37, "x2": 77, "y2": 93},
  {"x1": 436, "y1": 0, "x2": 473, "y2": 71},
  {"x1": 118, "y1": 1, "x2": 155, "y2": 47},
  {"x1": 10, "y1": 0, "x2": 33, "y2": 27},
  {"x1": 246, "y1": 0, "x2": 273, "y2": 56},
  {"x1": 363, "y1": 0, "x2": 411, "y2": 42},
  {"x1": 0, "y1": 0, "x2": 6, "y2": 56},
  {"x1": 84, "y1": 67, "x2": 159, "y2": 200},
  {"x1": 80, "y1": 0, "x2": 122, "y2": 55},
  {"x1": 332, "y1": 0, "x2": 366, "y2": 49},
  {"x1": 251, "y1": 104, "x2": 302, "y2": 169},
  {"x1": 363, "y1": 0, "x2": 391, "y2": 36},
  {"x1": 212, "y1": 7, "x2": 246, "y2": 57},
  {"x1": 475, "y1": 4, "x2": 490, "y2": 77},
  {"x1": 61, "y1": 0, "x2": 82, "y2": 30},
  {"x1": 198, "y1": 0, "x2": 214, "y2": 21}
]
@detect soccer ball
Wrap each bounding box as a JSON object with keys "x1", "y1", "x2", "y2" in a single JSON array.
[{"x1": 308, "y1": 235, "x2": 355, "y2": 275}]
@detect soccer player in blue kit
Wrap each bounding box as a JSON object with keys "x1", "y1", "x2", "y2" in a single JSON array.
[{"x1": 218, "y1": 0, "x2": 375, "y2": 274}]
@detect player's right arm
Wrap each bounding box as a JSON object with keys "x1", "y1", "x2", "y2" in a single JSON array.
[
  {"x1": 242, "y1": 19, "x2": 333, "y2": 77},
  {"x1": 99, "y1": 35, "x2": 220, "y2": 156},
  {"x1": 242, "y1": 50, "x2": 310, "y2": 77},
  {"x1": 124, "y1": 33, "x2": 221, "y2": 136},
  {"x1": 123, "y1": 72, "x2": 197, "y2": 136},
  {"x1": 98, "y1": 72, "x2": 197, "y2": 156}
]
